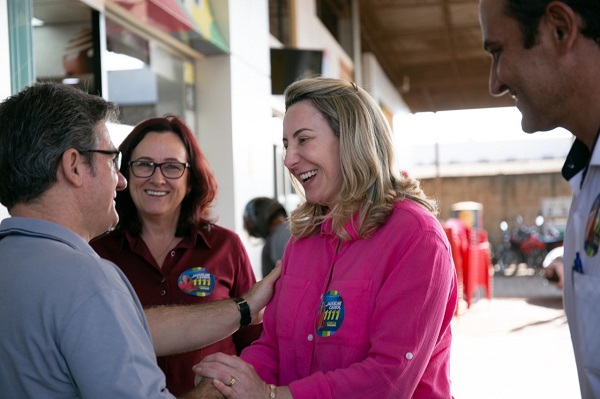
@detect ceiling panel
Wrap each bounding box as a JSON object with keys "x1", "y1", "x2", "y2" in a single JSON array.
[{"x1": 360, "y1": 0, "x2": 512, "y2": 112}]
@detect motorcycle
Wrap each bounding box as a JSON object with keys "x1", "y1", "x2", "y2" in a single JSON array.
[{"x1": 495, "y1": 221, "x2": 562, "y2": 276}]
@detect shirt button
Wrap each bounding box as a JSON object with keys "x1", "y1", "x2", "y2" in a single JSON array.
[
  {"x1": 170, "y1": 251, "x2": 175, "y2": 257},
  {"x1": 160, "y1": 290, "x2": 166, "y2": 296},
  {"x1": 160, "y1": 277, "x2": 166, "y2": 283},
  {"x1": 307, "y1": 334, "x2": 314, "y2": 341},
  {"x1": 405, "y1": 352, "x2": 413, "y2": 360}
]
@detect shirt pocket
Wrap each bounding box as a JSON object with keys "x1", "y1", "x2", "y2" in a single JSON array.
[
  {"x1": 275, "y1": 275, "x2": 311, "y2": 339},
  {"x1": 573, "y1": 271, "x2": 600, "y2": 374},
  {"x1": 315, "y1": 279, "x2": 372, "y2": 348}
]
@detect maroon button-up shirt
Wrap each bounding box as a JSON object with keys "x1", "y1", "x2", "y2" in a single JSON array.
[{"x1": 91, "y1": 224, "x2": 262, "y2": 397}]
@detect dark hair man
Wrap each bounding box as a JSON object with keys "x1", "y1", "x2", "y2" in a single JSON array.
[
  {"x1": 479, "y1": 1, "x2": 600, "y2": 396},
  {"x1": 0, "y1": 82, "x2": 279, "y2": 398}
]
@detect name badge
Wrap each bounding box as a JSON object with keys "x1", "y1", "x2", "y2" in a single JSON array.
[
  {"x1": 316, "y1": 290, "x2": 345, "y2": 337},
  {"x1": 178, "y1": 267, "x2": 215, "y2": 297}
]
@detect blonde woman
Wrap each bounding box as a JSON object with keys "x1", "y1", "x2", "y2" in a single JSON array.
[{"x1": 195, "y1": 77, "x2": 457, "y2": 399}]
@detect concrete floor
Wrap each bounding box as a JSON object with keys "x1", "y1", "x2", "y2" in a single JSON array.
[{"x1": 450, "y1": 275, "x2": 580, "y2": 399}]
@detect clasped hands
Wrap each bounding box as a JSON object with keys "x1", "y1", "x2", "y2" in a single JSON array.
[{"x1": 193, "y1": 353, "x2": 273, "y2": 399}]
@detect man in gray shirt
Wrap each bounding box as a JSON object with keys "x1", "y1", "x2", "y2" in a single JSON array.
[{"x1": 0, "y1": 82, "x2": 279, "y2": 398}]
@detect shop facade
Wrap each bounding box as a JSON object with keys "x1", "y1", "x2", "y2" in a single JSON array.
[{"x1": 0, "y1": 0, "x2": 408, "y2": 275}]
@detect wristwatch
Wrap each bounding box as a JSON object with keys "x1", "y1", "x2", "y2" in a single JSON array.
[{"x1": 233, "y1": 297, "x2": 251, "y2": 329}]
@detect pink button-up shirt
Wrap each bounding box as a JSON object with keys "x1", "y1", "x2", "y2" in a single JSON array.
[{"x1": 241, "y1": 199, "x2": 457, "y2": 398}]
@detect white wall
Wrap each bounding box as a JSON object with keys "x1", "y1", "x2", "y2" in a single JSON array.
[
  {"x1": 197, "y1": 0, "x2": 273, "y2": 278},
  {"x1": 361, "y1": 53, "x2": 405, "y2": 110},
  {"x1": 361, "y1": 53, "x2": 412, "y2": 173}
]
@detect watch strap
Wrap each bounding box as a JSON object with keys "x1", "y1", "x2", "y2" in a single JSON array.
[{"x1": 233, "y1": 297, "x2": 251, "y2": 328}]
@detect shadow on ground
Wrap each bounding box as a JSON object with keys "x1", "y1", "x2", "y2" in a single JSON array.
[
  {"x1": 492, "y1": 274, "x2": 562, "y2": 302},
  {"x1": 526, "y1": 296, "x2": 563, "y2": 309}
]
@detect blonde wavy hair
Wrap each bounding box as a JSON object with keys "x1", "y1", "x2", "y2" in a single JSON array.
[{"x1": 284, "y1": 77, "x2": 438, "y2": 240}]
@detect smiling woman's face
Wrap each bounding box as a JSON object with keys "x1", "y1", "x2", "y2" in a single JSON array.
[
  {"x1": 282, "y1": 100, "x2": 342, "y2": 207},
  {"x1": 128, "y1": 131, "x2": 190, "y2": 222}
]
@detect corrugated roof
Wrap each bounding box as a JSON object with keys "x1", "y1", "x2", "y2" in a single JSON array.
[{"x1": 410, "y1": 158, "x2": 565, "y2": 179}]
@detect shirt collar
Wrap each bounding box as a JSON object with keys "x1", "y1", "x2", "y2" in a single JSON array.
[
  {"x1": 121, "y1": 225, "x2": 212, "y2": 251},
  {"x1": 563, "y1": 130, "x2": 600, "y2": 191},
  {"x1": 320, "y1": 211, "x2": 361, "y2": 240},
  {"x1": 0, "y1": 217, "x2": 95, "y2": 255},
  {"x1": 562, "y1": 138, "x2": 590, "y2": 181}
]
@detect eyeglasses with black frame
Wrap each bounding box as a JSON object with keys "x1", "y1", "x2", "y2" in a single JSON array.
[
  {"x1": 128, "y1": 160, "x2": 190, "y2": 179},
  {"x1": 79, "y1": 149, "x2": 122, "y2": 171}
]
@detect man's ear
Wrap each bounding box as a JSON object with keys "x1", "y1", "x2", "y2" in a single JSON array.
[
  {"x1": 58, "y1": 148, "x2": 85, "y2": 187},
  {"x1": 546, "y1": 1, "x2": 579, "y2": 51}
]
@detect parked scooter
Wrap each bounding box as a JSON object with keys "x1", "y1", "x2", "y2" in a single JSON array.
[{"x1": 495, "y1": 218, "x2": 562, "y2": 276}]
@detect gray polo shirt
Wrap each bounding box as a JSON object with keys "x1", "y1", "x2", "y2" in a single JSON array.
[{"x1": 0, "y1": 217, "x2": 175, "y2": 398}]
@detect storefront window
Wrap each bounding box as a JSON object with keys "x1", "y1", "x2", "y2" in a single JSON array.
[
  {"x1": 105, "y1": 16, "x2": 194, "y2": 128},
  {"x1": 32, "y1": 0, "x2": 99, "y2": 94}
]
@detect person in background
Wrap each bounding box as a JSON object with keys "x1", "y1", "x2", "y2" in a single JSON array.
[
  {"x1": 479, "y1": 1, "x2": 600, "y2": 397},
  {"x1": 0, "y1": 82, "x2": 279, "y2": 399},
  {"x1": 91, "y1": 115, "x2": 262, "y2": 396},
  {"x1": 194, "y1": 77, "x2": 458, "y2": 398},
  {"x1": 243, "y1": 197, "x2": 291, "y2": 277}
]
